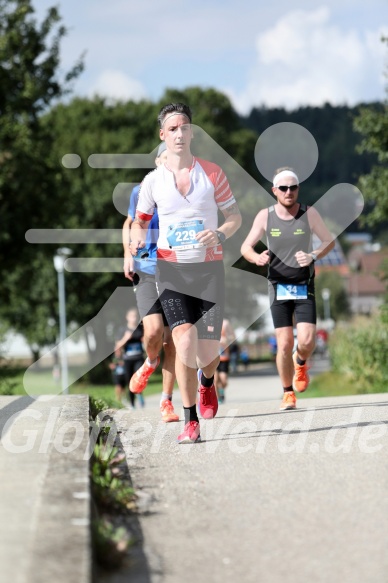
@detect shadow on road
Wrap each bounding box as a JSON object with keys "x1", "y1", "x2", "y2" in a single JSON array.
[{"x1": 0, "y1": 396, "x2": 35, "y2": 438}]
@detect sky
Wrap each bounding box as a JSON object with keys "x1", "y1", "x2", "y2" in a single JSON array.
[{"x1": 32, "y1": 0, "x2": 388, "y2": 114}]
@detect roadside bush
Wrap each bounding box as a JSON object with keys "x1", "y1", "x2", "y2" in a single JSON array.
[
  {"x1": 0, "y1": 362, "x2": 19, "y2": 395},
  {"x1": 329, "y1": 319, "x2": 388, "y2": 392},
  {"x1": 79, "y1": 360, "x2": 112, "y2": 385}
]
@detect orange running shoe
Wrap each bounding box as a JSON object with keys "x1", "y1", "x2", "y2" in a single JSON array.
[
  {"x1": 129, "y1": 356, "x2": 160, "y2": 394},
  {"x1": 160, "y1": 399, "x2": 179, "y2": 423},
  {"x1": 292, "y1": 352, "x2": 310, "y2": 392},
  {"x1": 280, "y1": 391, "x2": 296, "y2": 410}
]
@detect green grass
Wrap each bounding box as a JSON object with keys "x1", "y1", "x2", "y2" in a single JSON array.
[
  {"x1": 298, "y1": 372, "x2": 354, "y2": 399},
  {"x1": 298, "y1": 371, "x2": 388, "y2": 399},
  {"x1": 0, "y1": 364, "x2": 164, "y2": 405}
]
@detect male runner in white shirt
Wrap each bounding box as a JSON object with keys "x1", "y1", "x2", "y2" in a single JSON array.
[{"x1": 130, "y1": 102, "x2": 241, "y2": 443}]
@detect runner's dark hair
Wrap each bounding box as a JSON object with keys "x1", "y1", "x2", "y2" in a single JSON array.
[{"x1": 157, "y1": 103, "x2": 192, "y2": 127}]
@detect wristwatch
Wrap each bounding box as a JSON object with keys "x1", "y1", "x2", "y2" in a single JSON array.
[
  {"x1": 310, "y1": 252, "x2": 318, "y2": 262},
  {"x1": 215, "y1": 230, "x2": 226, "y2": 244}
]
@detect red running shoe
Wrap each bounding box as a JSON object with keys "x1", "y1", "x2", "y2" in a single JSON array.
[
  {"x1": 129, "y1": 356, "x2": 160, "y2": 394},
  {"x1": 177, "y1": 421, "x2": 201, "y2": 444},
  {"x1": 198, "y1": 382, "x2": 218, "y2": 419}
]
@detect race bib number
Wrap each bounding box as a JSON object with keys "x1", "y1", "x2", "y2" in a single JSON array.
[
  {"x1": 167, "y1": 219, "x2": 204, "y2": 250},
  {"x1": 276, "y1": 284, "x2": 308, "y2": 300},
  {"x1": 125, "y1": 342, "x2": 143, "y2": 356}
]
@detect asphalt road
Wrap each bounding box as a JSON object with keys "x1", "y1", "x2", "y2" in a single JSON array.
[{"x1": 108, "y1": 359, "x2": 388, "y2": 583}]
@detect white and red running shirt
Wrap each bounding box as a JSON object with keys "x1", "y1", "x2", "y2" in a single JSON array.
[{"x1": 136, "y1": 157, "x2": 236, "y2": 263}]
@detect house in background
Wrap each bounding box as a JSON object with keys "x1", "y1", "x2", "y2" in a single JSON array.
[
  {"x1": 313, "y1": 233, "x2": 387, "y2": 316},
  {"x1": 346, "y1": 246, "x2": 387, "y2": 315},
  {"x1": 314, "y1": 237, "x2": 350, "y2": 278}
]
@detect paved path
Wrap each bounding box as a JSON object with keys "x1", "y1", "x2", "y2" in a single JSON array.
[
  {"x1": 137, "y1": 354, "x2": 332, "y2": 411},
  {"x1": 1, "y1": 361, "x2": 387, "y2": 583},
  {"x1": 0, "y1": 395, "x2": 91, "y2": 583},
  {"x1": 110, "y1": 360, "x2": 388, "y2": 583}
]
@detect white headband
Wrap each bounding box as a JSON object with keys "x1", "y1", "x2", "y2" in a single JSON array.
[
  {"x1": 161, "y1": 112, "x2": 191, "y2": 127},
  {"x1": 273, "y1": 170, "x2": 299, "y2": 186}
]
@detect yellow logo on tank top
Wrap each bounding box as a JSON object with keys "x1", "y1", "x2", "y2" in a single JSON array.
[
  {"x1": 270, "y1": 228, "x2": 281, "y2": 237},
  {"x1": 293, "y1": 228, "x2": 305, "y2": 235}
]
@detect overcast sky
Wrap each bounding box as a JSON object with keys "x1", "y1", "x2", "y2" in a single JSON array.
[{"x1": 33, "y1": 0, "x2": 388, "y2": 113}]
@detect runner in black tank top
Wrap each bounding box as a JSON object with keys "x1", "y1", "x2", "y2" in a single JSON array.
[
  {"x1": 267, "y1": 203, "x2": 314, "y2": 285},
  {"x1": 241, "y1": 167, "x2": 335, "y2": 411}
]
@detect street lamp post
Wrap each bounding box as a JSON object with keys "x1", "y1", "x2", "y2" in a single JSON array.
[
  {"x1": 53, "y1": 248, "x2": 72, "y2": 394},
  {"x1": 321, "y1": 288, "x2": 331, "y2": 321}
]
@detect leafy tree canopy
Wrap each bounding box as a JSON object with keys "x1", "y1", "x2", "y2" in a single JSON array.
[
  {"x1": 0, "y1": 0, "x2": 83, "y2": 357},
  {"x1": 353, "y1": 38, "x2": 388, "y2": 228}
]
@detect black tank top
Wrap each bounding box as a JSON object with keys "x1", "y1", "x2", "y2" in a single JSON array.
[
  {"x1": 121, "y1": 324, "x2": 144, "y2": 361},
  {"x1": 266, "y1": 204, "x2": 314, "y2": 284}
]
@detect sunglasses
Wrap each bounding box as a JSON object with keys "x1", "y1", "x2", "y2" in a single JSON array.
[{"x1": 276, "y1": 185, "x2": 299, "y2": 192}]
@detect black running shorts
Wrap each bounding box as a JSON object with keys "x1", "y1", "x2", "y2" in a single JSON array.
[
  {"x1": 217, "y1": 360, "x2": 230, "y2": 374},
  {"x1": 156, "y1": 260, "x2": 225, "y2": 340},
  {"x1": 135, "y1": 274, "x2": 168, "y2": 325},
  {"x1": 269, "y1": 282, "x2": 316, "y2": 328}
]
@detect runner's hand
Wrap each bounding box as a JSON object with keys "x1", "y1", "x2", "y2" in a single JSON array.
[
  {"x1": 129, "y1": 240, "x2": 145, "y2": 256},
  {"x1": 295, "y1": 251, "x2": 313, "y2": 267},
  {"x1": 196, "y1": 229, "x2": 219, "y2": 247},
  {"x1": 123, "y1": 254, "x2": 135, "y2": 280},
  {"x1": 254, "y1": 249, "x2": 270, "y2": 266}
]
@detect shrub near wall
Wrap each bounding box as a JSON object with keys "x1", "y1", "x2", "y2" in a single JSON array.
[{"x1": 329, "y1": 319, "x2": 388, "y2": 393}]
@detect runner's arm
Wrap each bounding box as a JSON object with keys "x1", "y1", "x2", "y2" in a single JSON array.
[
  {"x1": 130, "y1": 214, "x2": 151, "y2": 255},
  {"x1": 130, "y1": 178, "x2": 154, "y2": 255},
  {"x1": 307, "y1": 207, "x2": 335, "y2": 260},
  {"x1": 219, "y1": 202, "x2": 242, "y2": 239},
  {"x1": 240, "y1": 209, "x2": 270, "y2": 266},
  {"x1": 195, "y1": 201, "x2": 242, "y2": 247},
  {"x1": 122, "y1": 216, "x2": 136, "y2": 278},
  {"x1": 123, "y1": 185, "x2": 140, "y2": 277},
  {"x1": 115, "y1": 329, "x2": 134, "y2": 350}
]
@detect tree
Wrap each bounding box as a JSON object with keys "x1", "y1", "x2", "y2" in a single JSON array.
[
  {"x1": 353, "y1": 38, "x2": 388, "y2": 228},
  {"x1": 0, "y1": 1, "x2": 83, "y2": 256},
  {"x1": 39, "y1": 97, "x2": 160, "y2": 364},
  {"x1": 0, "y1": 0, "x2": 83, "y2": 358},
  {"x1": 353, "y1": 37, "x2": 388, "y2": 323}
]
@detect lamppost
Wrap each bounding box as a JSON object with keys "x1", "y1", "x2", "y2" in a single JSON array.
[
  {"x1": 321, "y1": 288, "x2": 331, "y2": 321},
  {"x1": 53, "y1": 248, "x2": 72, "y2": 394}
]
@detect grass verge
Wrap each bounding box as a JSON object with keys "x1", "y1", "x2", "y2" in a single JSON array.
[
  {"x1": 0, "y1": 364, "x2": 164, "y2": 403},
  {"x1": 298, "y1": 371, "x2": 388, "y2": 399}
]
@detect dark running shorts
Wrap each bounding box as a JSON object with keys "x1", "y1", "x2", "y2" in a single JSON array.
[
  {"x1": 135, "y1": 273, "x2": 168, "y2": 325},
  {"x1": 269, "y1": 282, "x2": 316, "y2": 328},
  {"x1": 112, "y1": 373, "x2": 126, "y2": 388},
  {"x1": 217, "y1": 360, "x2": 230, "y2": 374},
  {"x1": 156, "y1": 260, "x2": 225, "y2": 340}
]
